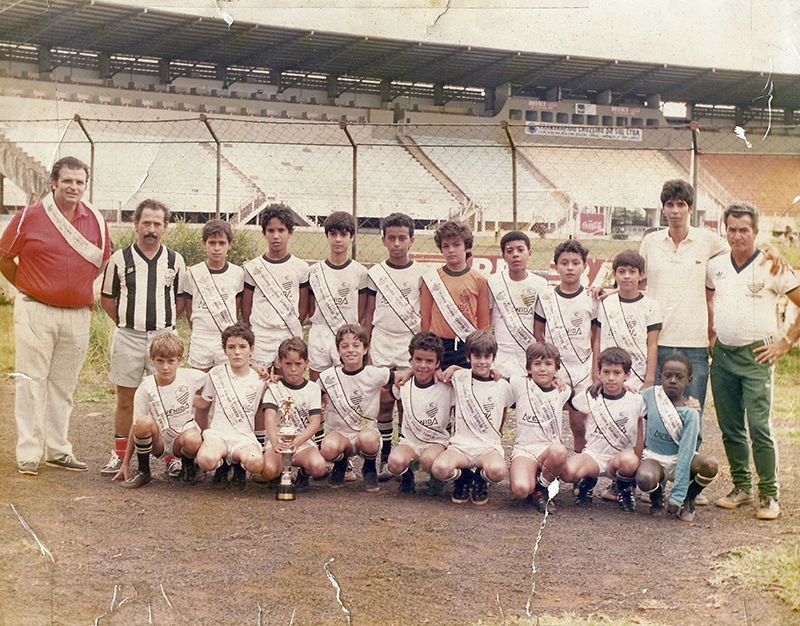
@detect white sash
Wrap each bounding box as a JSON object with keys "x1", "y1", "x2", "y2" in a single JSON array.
[
  {"x1": 247, "y1": 258, "x2": 303, "y2": 336},
  {"x1": 269, "y1": 382, "x2": 308, "y2": 432},
  {"x1": 490, "y1": 273, "x2": 535, "y2": 349},
  {"x1": 323, "y1": 368, "x2": 368, "y2": 431},
  {"x1": 210, "y1": 365, "x2": 255, "y2": 433},
  {"x1": 453, "y1": 372, "x2": 500, "y2": 440},
  {"x1": 603, "y1": 297, "x2": 646, "y2": 383},
  {"x1": 42, "y1": 193, "x2": 105, "y2": 268},
  {"x1": 587, "y1": 391, "x2": 629, "y2": 451},
  {"x1": 144, "y1": 379, "x2": 180, "y2": 440},
  {"x1": 423, "y1": 270, "x2": 476, "y2": 342},
  {"x1": 404, "y1": 383, "x2": 447, "y2": 444},
  {"x1": 190, "y1": 263, "x2": 236, "y2": 332},
  {"x1": 538, "y1": 288, "x2": 589, "y2": 385},
  {"x1": 309, "y1": 263, "x2": 349, "y2": 332},
  {"x1": 523, "y1": 380, "x2": 561, "y2": 441},
  {"x1": 369, "y1": 263, "x2": 421, "y2": 332},
  {"x1": 654, "y1": 386, "x2": 683, "y2": 444}
]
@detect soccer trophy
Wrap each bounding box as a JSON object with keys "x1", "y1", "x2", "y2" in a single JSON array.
[{"x1": 276, "y1": 397, "x2": 299, "y2": 501}]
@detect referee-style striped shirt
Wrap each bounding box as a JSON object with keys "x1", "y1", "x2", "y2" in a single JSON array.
[{"x1": 101, "y1": 244, "x2": 186, "y2": 331}]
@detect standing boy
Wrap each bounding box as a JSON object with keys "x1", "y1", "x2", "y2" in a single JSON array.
[
  {"x1": 242, "y1": 204, "x2": 309, "y2": 373},
  {"x1": 488, "y1": 231, "x2": 547, "y2": 377},
  {"x1": 534, "y1": 239, "x2": 596, "y2": 452},
  {"x1": 421, "y1": 219, "x2": 491, "y2": 369},
  {"x1": 431, "y1": 331, "x2": 514, "y2": 506},
  {"x1": 363, "y1": 212, "x2": 427, "y2": 478},
  {"x1": 113, "y1": 334, "x2": 207, "y2": 487},
  {"x1": 386, "y1": 332, "x2": 454, "y2": 495},
  {"x1": 195, "y1": 323, "x2": 267, "y2": 490}
]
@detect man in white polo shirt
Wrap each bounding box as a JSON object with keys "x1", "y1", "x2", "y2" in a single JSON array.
[{"x1": 707, "y1": 202, "x2": 800, "y2": 521}]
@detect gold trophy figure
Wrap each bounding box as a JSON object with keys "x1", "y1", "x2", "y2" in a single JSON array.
[{"x1": 276, "y1": 397, "x2": 299, "y2": 501}]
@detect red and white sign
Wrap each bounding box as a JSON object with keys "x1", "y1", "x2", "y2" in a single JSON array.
[
  {"x1": 580, "y1": 213, "x2": 605, "y2": 236},
  {"x1": 611, "y1": 106, "x2": 642, "y2": 116},
  {"x1": 527, "y1": 99, "x2": 560, "y2": 111}
]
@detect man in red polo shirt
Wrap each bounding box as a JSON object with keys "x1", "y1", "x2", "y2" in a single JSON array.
[{"x1": 0, "y1": 156, "x2": 112, "y2": 476}]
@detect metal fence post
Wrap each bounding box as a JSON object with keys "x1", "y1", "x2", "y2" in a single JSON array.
[
  {"x1": 340, "y1": 121, "x2": 358, "y2": 260},
  {"x1": 501, "y1": 120, "x2": 518, "y2": 230},
  {"x1": 691, "y1": 121, "x2": 700, "y2": 226},
  {"x1": 201, "y1": 114, "x2": 221, "y2": 219},
  {"x1": 73, "y1": 114, "x2": 94, "y2": 203}
]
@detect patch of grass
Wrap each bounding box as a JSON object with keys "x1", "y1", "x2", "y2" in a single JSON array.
[
  {"x1": 473, "y1": 614, "x2": 664, "y2": 626},
  {"x1": 711, "y1": 541, "x2": 800, "y2": 611},
  {"x1": 773, "y1": 349, "x2": 800, "y2": 427},
  {"x1": 0, "y1": 304, "x2": 14, "y2": 373}
]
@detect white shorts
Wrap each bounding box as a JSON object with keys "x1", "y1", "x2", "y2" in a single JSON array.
[
  {"x1": 264, "y1": 439, "x2": 317, "y2": 457},
  {"x1": 188, "y1": 332, "x2": 226, "y2": 370},
  {"x1": 642, "y1": 449, "x2": 678, "y2": 482},
  {"x1": 511, "y1": 443, "x2": 550, "y2": 463},
  {"x1": 109, "y1": 327, "x2": 176, "y2": 388},
  {"x1": 494, "y1": 345, "x2": 527, "y2": 378},
  {"x1": 584, "y1": 449, "x2": 615, "y2": 477},
  {"x1": 370, "y1": 329, "x2": 412, "y2": 369},
  {"x1": 203, "y1": 429, "x2": 260, "y2": 465},
  {"x1": 448, "y1": 442, "x2": 504, "y2": 467},
  {"x1": 308, "y1": 324, "x2": 339, "y2": 372},
  {"x1": 396, "y1": 436, "x2": 447, "y2": 457},
  {"x1": 159, "y1": 421, "x2": 201, "y2": 458},
  {"x1": 251, "y1": 327, "x2": 293, "y2": 369}
]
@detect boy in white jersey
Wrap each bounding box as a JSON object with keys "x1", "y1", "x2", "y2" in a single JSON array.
[
  {"x1": 534, "y1": 239, "x2": 597, "y2": 453},
  {"x1": 307, "y1": 211, "x2": 369, "y2": 382},
  {"x1": 363, "y1": 212, "x2": 427, "y2": 480},
  {"x1": 509, "y1": 343, "x2": 571, "y2": 512},
  {"x1": 431, "y1": 331, "x2": 514, "y2": 506},
  {"x1": 242, "y1": 204, "x2": 309, "y2": 374},
  {"x1": 185, "y1": 219, "x2": 245, "y2": 372},
  {"x1": 261, "y1": 337, "x2": 327, "y2": 489},
  {"x1": 562, "y1": 347, "x2": 647, "y2": 513},
  {"x1": 387, "y1": 332, "x2": 454, "y2": 495},
  {"x1": 592, "y1": 250, "x2": 661, "y2": 391},
  {"x1": 195, "y1": 323, "x2": 266, "y2": 490},
  {"x1": 319, "y1": 324, "x2": 395, "y2": 492},
  {"x1": 489, "y1": 231, "x2": 547, "y2": 377},
  {"x1": 114, "y1": 334, "x2": 206, "y2": 488}
]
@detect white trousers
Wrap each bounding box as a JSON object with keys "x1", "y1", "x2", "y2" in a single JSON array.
[{"x1": 14, "y1": 297, "x2": 90, "y2": 464}]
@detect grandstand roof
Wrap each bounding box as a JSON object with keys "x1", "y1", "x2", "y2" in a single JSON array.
[{"x1": 2, "y1": 0, "x2": 799, "y2": 110}]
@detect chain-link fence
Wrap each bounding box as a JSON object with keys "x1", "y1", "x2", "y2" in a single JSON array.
[{"x1": 2, "y1": 114, "x2": 799, "y2": 269}]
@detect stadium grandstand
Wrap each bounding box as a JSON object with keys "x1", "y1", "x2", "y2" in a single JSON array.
[{"x1": 1, "y1": 0, "x2": 800, "y2": 239}]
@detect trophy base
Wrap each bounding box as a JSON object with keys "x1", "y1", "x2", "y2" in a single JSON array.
[{"x1": 276, "y1": 483, "x2": 296, "y2": 501}]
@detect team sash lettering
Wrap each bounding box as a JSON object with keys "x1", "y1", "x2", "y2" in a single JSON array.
[
  {"x1": 423, "y1": 270, "x2": 476, "y2": 341},
  {"x1": 190, "y1": 263, "x2": 237, "y2": 332},
  {"x1": 42, "y1": 193, "x2": 106, "y2": 268},
  {"x1": 523, "y1": 380, "x2": 561, "y2": 441},
  {"x1": 369, "y1": 263, "x2": 421, "y2": 332},
  {"x1": 587, "y1": 391, "x2": 629, "y2": 451},
  {"x1": 210, "y1": 365, "x2": 257, "y2": 433},
  {"x1": 144, "y1": 380, "x2": 180, "y2": 440},
  {"x1": 247, "y1": 258, "x2": 303, "y2": 336},
  {"x1": 490, "y1": 273, "x2": 536, "y2": 349},
  {"x1": 268, "y1": 383, "x2": 308, "y2": 432},
  {"x1": 323, "y1": 368, "x2": 369, "y2": 431},
  {"x1": 654, "y1": 386, "x2": 684, "y2": 444},
  {"x1": 309, "y1": 264, "x2": 349, "y2": 332},
  {"x1": 538, "y1": 288, "x2": 589, "y2": 385},
  {"x1": 404, "y1": 384, "x2": 447, "y2": 444},
  {"x1": 602, "y1": 297, "x2": 646, "y2": 383},
  {"x1": 453, "y1": 371, "x2": 500, "y2": 441}
]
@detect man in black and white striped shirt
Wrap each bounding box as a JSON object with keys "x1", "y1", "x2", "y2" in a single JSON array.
[{"x1": 100, "y1": 199, "x2": 187, "y2": 475}]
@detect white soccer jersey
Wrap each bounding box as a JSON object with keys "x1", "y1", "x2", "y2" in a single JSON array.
[
  {"x1": 185, "y1": 262, "x2": 245, "y2": 336},
  {"x1": 449, "y1": 369, "x2": 514, "y2": 451},
  {"x1": 594, "y1": 293, "x2": 662, "y2": 388},
  {"x1": 393, "y1": 377, "x2": 454, "y2": 448},
  {"x1": 202, "y1": 365, "x2": 266, "y2": 438},
  {"x1": 489, "y1": 270, "x2": 547, "y2": 349},
  {"x1": 244, "y1": 254, "x2": 309, "y2": 334},
  {"x1": 367, "y1": 260, "x2": 426, "y2": 335},
  {"x1": 572, "y1": 390, "x2": 647, "y2": 458},
  {"x1": 308, "y1": 259, "x2": 368, "y2": 332},
  {"x1": 510, "y1": 375, "x2": 571, "y2": 449},
  {"x1": 262, "y1": 379, "x2": 322, "y2": 433},
  {"x1": 707, "y1": 250, "x2": 800, "y2": 346},
  {"x1": 134, "y1": 368, "x2": 208, "y2": 433},
  {"x1": 319, "y1": 365, "x2": 392, "y2": 434},
  {"x1": 534, "y1": 286, "x2": 595, "y2": 387},
  {"x1": 101, "y1": 244, "x2": 187, "y2": 331}
]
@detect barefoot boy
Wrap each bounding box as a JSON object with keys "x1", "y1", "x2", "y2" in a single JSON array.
[
  {"x1": 114, "y1": 334, "x2": 206, "y2": 488},
  {"x1": 421, "y1": 219, "x2": 490, "y2": 369},
  {"x1": 637, "y1": 355, "x2": 718, "y2": 521},
  {"x1": 195, "y1": 323, "x2": 267, "y2": 490},
  {"x1": 431, "y1": 331, "x2": 514, "y2": 506},
  {"x1": 562, "y1": 347, "x2": 647, "y2": 513},
  {"x1": 509, "y1": 342, "x2": 571, "y2": 512},
  {"x1": 386, "y1": 332, "x2": 454, "y2": 495}
]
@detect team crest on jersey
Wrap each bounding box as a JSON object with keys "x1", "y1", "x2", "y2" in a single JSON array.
[
  {"x1": 349, "y1": 388, "x2": 363, "y2": 411},
  {"x1": 482, "y1": 398, "x2": 495, "y2": 414},
  {"x1": 400, "y1": 284, "x2": 412, "y2": 298},
  {"x1": 335, "y1": 284, "x2": 350, "y2": 305},
  {"x1": 747, "y1": 281, "x2": 764, "y2": 295},
  {"x1": 176, "y1": 385, "x2": 190, "y2": 405},
  {"x1": 459, "y1": 289, "x2": 471, "y2": 310},
  {"x1": 244, "y1": 387, "x2": 260, "y2": 406},
  {"x1": 425, "y1": 402, "x2": 439, "y2": 419},
  {"x1": 281, "y1": 277, "x2": 293, "y2": 294},
  {"x1": 521, "y1": 289, "x2": 537, "y2": 308},
  {"x1": 626, "y1": 319, "x2": 637, "y2": 333},
  {"x1": 570, "y1": 311, "x2": 584, "y2": 330},
  {"x1": 164, "y1": 268, "x2": 176, "y2": 284}
]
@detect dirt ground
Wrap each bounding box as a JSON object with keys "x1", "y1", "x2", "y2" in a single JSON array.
[{"x1": 1, "y1": 377, "x2": 797, "y2": 626}]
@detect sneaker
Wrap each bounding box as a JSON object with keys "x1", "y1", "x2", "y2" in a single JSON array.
[
  {"x1": 344, "y1": 459, "x2": 357, "y2": 482},
  {"x1": 120, "y1": 469, "x2": 151, "y2": 489},
  {"x1": 618, "y1": 483, "x2": 636, "y2": 513},
  {"x1": 695, "y1": 493, "x2": 710, "y2": 506},
  {"x1": 179, "y1": 458, "x2": 197, "y2": 483},
  {"x1": 399, "y1": 470, "x2": 416, "y2": 494},
  {"x1": 100, "y1": 452, "x2": 123, "y2": 476},
  {"x1": 425, "y1": 475, "x2": 445, "y2": 497},
  {"x1": 531, "y1": 486, "x2": 548, "y2": 513},
  {"x1": 755, "y1": 495, "x2": 780, "y2": 520},
  {"x1": 575, "y1": 477, "x2": 597, "y2": 505},
  {"x1": 640, "y1": 490, "x2": 652, "y2": 504},
  {"x1": 451, "y1": 469, "x2": 473, "y2": 504},
  {"x1": 18, "y1": 462, "x2": 39, "y2": 476},
  {"x1": 715, "y1": 486, "x2": 753, "y2": 509},
  {"x1": 363, "y1": 468, "x2": 380, "y2": 493},
  {"x1": 678, "y1": 498, "x2": 696, "y2": 522},
  {"x1": 378, "y1": 462, "x2": 394, "y2": 482},
  {"x1": 46, "y1": 454, "x2": 88, "y2": 472},
  {"x1": 601, "y1": 481, "x2": 619, "y2": 502},
  {"x1": 471, "y1": 471, "x2": 489, "y2": 506},
  {"x1": 231, "y1": 464, "x2": 247, "y2": 490},
  {"x1": 213, "y1": 462, "x2": 230, "y2": 489},
  {"x1": 649, "y1": 487, "x2": 664, "y2": 515},
  {"x1": 329, "y1": 459, "x2": 348, "y2": 488},
  {"x1": 165, "y1": 457, "x2": 182, "y2": 479},
  {"x1": 294, "y1": 469, "x2": 310, "y2": 491}
]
